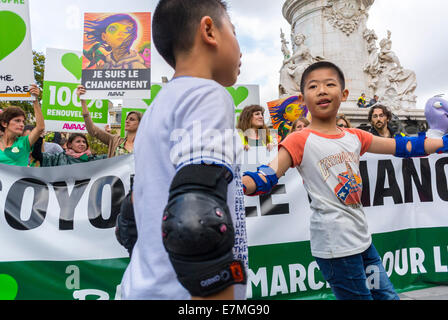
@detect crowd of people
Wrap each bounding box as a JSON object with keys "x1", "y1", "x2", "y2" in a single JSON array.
[
  {"x1": 357, "y1": 93, "x2": 379, "y2": 108},
  {"x1": 0, "y1": 84, "x2": 143, "y2": 167},
  {"x1": 235, "y1": 98, "x2": 407, "y2": 148}
]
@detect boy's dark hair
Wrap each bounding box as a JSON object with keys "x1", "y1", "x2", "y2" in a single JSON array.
[
  {"x1": 368, "y1": 104, "x2": 392, "y2": 122},
  {"x1": 153, "y1": 0, "x2": 228, "y2": 68},
  {"x1": 300, "y1": 61, "x2": 346, "y2": 94}
]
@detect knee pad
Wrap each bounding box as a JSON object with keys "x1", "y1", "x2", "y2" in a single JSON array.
[{"x1": 161, "y1": 165, "x2": 246, "y2": 297}]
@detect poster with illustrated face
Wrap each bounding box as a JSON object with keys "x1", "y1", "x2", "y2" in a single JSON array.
[
  {"x1": 267, "y1": 96, "x2": 309, "y2": 142},
  {"x1": 42, "y1": 48, "x2": 109, "y2": 133},
  {"x1": 81, "y1": 12, "x2": 151, "y2": 100},
  {"x1": 0, "y1": 0, "x2": 35, "y2": 101}
]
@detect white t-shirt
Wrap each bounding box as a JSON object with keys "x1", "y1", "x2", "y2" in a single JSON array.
[
  {"x1": 280, "y1": 128, "x2": 374, "y2": 259},
  {"x1": 120, "y1": 77, "x2": 248, "y2": 299}
]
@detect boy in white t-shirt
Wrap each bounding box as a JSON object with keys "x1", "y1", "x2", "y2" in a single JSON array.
[
  {"x1": 242, "y1": 61, "x2": 448, "y2": 300},
  {"x1": 120, "y1": 0, "x2": 247, "y2": 300}
]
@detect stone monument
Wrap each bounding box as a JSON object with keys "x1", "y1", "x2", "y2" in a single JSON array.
[{"x1": 280, "y1": 0, "x2": 425, "y2": 131}]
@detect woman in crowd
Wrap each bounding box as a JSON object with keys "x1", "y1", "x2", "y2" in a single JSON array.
[
  {"x1": 237, "y1": 104, "x2": 275, "y2": 151},
  {"x1": 336, "y1": 114, "x2": 352, "y2": 129},
  {"x1": 289, "y1": 117, "x2": 310, "y2": 134},
  {"x1": 0, "y1": 85, "x2": 45, "y2": 166},
  {"x1": 76, "y1": 85, "x2": 142, "y2": 157},
  {"x1": 33, "y1": 132, "x2": 106, "y2": 167}
]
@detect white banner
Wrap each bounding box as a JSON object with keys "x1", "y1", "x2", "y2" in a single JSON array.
[
  {"x1": 1, "y1": 150, "x2": 448, "y2": 262},
  {"x1": 0, "y1": 155, "x2": 133, "y2": 262},
  {"x1": 245, "y1": 150, "x2": 448, "y2": 246}
]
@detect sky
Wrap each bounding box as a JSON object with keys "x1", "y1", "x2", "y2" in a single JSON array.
[{"x1": 27, "y1": 0, "x2": 448, "y2": 109}]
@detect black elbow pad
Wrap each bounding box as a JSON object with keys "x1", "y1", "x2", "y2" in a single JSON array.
[{"x1": 161, "y1": 165, "x2": 246, "y2": 297}]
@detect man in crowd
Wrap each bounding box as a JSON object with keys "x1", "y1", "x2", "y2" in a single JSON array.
[
  {"x1": 357, "y1": 93, "x2": 367, "y2": 108},
  {"x1": 367, "y1": 95, "x2": 379, "y2": 108},
  {"x1": 368, "y1": 105, "x2": 399, "y2": 138}
]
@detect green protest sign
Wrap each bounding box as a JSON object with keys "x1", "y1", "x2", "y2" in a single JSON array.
[
  {"x1": 42, "y1": 48, "x2": 109, "y2": 133},
  {"x1": 226, "y1": 84, "x2": 260, "y2": 123},
  {"x1": 119, "y1": 83, "x2": 163, "y2": 137}
]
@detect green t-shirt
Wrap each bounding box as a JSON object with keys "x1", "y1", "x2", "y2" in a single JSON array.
[{"x1": 0, "y1": 136, "x2": 32, "y2": 167}]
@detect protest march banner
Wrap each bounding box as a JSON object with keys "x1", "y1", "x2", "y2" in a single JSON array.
[
  {"x1": 41, "y1": 48, "x2": 109, "y2": 133},
  {"x1": 1, "y1": 150, "x2": 448, "y2": 300},
  {"x1": 81, "y1": 12, "x2": 151, "y2": 100},
  {"x1": 0, "y1": 0, "x2": 34, "y2": 101}
]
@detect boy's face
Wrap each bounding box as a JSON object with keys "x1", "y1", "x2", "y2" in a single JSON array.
[
  {"x1": 214, "y1": 14, "x2": 241, "y2": 87},
  {"x1": 302, "y1": 68, "x2": 348, "y2": 120}
]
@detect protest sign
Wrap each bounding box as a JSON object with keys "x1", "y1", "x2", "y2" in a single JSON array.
[
  {"x1": 267, "y1": 96, "x2": 309, "y2": 142},
  {"x1": 81, "y1": 12, "x2": 151, "y2": 100},
  {"x1": 41, "y1": 48, "x2": 109, "y2": 133},
  {"x1": 0, "y1": 0, "x2": 34, "y2": 101},
  {"x1": 119, "y1": 83, "x2": 163, "y2": 137}
]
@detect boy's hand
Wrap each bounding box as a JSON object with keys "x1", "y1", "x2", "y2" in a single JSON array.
[{"x1": 243, "y1": 165, "x2": 278, "y2": 196}]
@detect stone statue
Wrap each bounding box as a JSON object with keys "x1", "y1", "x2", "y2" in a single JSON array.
[
  {"x1": 363, "y1": 30, "x2": 417, "y2": 110},
  {"x1": 363, "y1": 28, "x2": 380, "y2": 92},
  {"x1": 379, "y1": 30, "x2": 402, "y2": 69},
  {"x1": 280, "y1": 28, "x2": 291, "y2": 59},
  {"x1": 279, "y1": 32, "x2": 324, "y2": 97},
  {"x1": 324, "y1": 0, "x2": 369, "y2": 36}
]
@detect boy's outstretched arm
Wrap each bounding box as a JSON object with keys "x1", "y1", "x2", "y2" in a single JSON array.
[
  {"x1": 242, "y1": 147, "x2": 293, "y2": 195},
  {"x1": 368, "y1": 134, "x2": 446, "y2": 157}
]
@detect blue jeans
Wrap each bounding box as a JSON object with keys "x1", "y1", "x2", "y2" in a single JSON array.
[{"x1": 314, "y1": 244, "x2": 399, "y2": 300}]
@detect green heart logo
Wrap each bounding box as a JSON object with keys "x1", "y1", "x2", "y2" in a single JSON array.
[
  {"x1": 0, "y1": 274, "x2": 18, "y2": 300},
  {"x1": 0, "y1": 11, "x2": 27, "y2": 62},
  {"x1": 226, "y1": 86, "x2": 249, "y2": 107},
  {"x1": 143, "y1": 84, "x2": 163, "y2": 106},
  {"x1": 61, "y1": 53, "x2": 83, "y2": 80}
]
